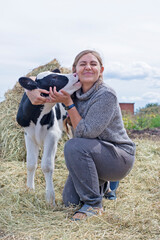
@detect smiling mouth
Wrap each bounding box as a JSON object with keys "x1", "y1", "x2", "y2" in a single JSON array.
[{"x1": 83, "y1": 72, "x2": 93, "y2": 75}]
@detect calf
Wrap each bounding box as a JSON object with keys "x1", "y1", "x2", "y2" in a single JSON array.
[{"x1": 17, "y1": 69, "x2": 81, "y2": 205}]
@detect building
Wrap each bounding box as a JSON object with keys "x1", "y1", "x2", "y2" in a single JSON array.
[{"x1": 119, "y1": 103, "x2": 134, "y2": 114}]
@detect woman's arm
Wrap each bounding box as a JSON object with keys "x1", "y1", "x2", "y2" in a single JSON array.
[{"x1": 65, "y1": 105, "x2": 82, "y2": 130}]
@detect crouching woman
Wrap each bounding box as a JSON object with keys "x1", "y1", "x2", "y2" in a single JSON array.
[{"x1": 27, "y1": 49, "x2": 136, "y2": 220}]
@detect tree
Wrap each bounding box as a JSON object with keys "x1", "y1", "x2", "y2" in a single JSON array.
[{"x1": 145, "y1": 103, "x2": 159, "y2": 108}]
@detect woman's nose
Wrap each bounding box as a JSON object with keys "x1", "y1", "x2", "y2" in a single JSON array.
[{"x1": 85, "y1": 64, "x2": 91, "y2": 69}]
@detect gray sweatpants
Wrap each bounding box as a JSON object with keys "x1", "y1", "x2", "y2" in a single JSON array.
[{"x1": 63, "y1": 138, "x2": 135, "y2": 208}]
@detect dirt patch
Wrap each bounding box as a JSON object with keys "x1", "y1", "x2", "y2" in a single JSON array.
[{"x1": 128, "y1": 128, "x2": 160, "y2": 140}]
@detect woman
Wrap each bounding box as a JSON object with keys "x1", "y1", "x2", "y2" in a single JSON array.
[{"x1": 27, "y1": 50, "x2": 135, "y2": 220}]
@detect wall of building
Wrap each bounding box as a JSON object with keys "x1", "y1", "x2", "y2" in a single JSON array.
[{"x1": 119, "y1": 103, "x2": 134, "y2": 114}]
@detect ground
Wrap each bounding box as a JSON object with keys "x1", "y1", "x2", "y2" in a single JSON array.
[
  {"x1": 128, "y1": 127, "x2": 160, "y2": 141},
  {"x1": 0, "y1": 132, "x2": 159, "y2": 239}
]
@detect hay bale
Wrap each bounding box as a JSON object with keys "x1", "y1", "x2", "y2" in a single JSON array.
[{"x1": 0, "y1": 59, "x2": 71, "y2": 161}]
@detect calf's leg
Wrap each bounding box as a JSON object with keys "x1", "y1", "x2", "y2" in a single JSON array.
[
  {"x1": 25, "y1": 134, "x2": 39, "y2": 190},
  {"x1": 41, "y1": 137, "x2": 59, "y2": 205}
]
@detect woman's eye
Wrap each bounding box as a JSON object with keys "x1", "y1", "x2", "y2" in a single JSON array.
[{"x1": 79, "y1": 62, "x2": 97, "y2": 67}]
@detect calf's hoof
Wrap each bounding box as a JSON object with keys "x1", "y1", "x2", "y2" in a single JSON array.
[{"x1": 46, "y1": 190, "x2": 55, "y2": 206}]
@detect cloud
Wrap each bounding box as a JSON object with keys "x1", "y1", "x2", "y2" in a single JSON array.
[
  {"x1": 121, "y1": 91, "x2": 160, "y2": 104},
  {"x1": 142, "y1": 92, "x2": 160, "y2": 102},
  {"x1": 151, "y1": 80, "x2": 160, "y2": 88},
  {"x1": 104, "y1": 62, "x2": 160, "y2": 81}
]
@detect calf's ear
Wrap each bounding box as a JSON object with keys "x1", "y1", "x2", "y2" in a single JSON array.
[
  {"x1": 52, "y1": 68, "x2": 61, "y2": 73},
  {"x1": 19, "y1": 77, "x2": 38, "y2": 90}
]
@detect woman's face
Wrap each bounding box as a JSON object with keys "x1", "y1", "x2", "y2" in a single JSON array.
[{"x1": 75, "y1": 53, "x2": 104, "y2": 92}]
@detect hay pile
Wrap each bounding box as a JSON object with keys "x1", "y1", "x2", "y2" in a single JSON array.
[{"x1": 0, "y1": 59, "x2": 70, "y2": 161}]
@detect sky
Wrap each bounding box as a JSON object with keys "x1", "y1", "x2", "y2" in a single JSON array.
[{"x1": 1, "y1": 0, "x2": 160, "y2": 111}]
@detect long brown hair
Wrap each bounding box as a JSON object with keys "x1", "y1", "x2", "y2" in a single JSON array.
[{"x1": 72, "y1": 50, "x2": 104, "y2": 83}]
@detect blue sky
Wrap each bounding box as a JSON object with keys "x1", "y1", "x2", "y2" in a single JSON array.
[{"x1": 1, "y1": 0, "x2": 160, "y2": 110}]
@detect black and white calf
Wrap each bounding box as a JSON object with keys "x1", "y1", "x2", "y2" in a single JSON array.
[{"x1": 17, "y1": 69, "x2": 81, "y2": 205}]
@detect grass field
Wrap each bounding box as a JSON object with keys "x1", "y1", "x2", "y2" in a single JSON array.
[{"x1": 0, "y1": 137, "x2": 159, "y2": 240}]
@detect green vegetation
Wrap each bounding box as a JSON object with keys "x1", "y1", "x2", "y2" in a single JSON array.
[{"x1": 122, "y1": 103, "x2": 160, "y2": 130}]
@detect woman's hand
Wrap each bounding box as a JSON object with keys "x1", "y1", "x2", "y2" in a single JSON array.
[
  {"x1": 47, "y1": 87, "x2": 73, "y2": 106},
  {"x1": 48, "y1": 86, "x2": 82, "y2": 129},
  {"x1": 26, "y1": 89, "x2": 49, "y2": 105},
  {"x1": 47, "y1": 87, "x2": 82, "y2": 129}
]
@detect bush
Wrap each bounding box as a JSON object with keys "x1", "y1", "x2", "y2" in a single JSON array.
[
  {"x1": 150, "y1": 115, "x2": 160, "y2": 128},
  {"x1": 122, "y1": 114, "x2": 136, "y2": 130},
  {"x1": 122, "y1": 104, "x2": 160, "y2": 130}
]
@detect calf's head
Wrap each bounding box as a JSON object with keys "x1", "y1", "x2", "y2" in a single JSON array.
[{"x1": 19, "y1": 69, "x2": 81, "y2": 95}]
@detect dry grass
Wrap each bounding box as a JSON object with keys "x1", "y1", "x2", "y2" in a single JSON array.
[
  {"x1": 0, "y1": 60, "x2": 159, "y2": 239},
  {"x1": 0, "y1": 138, "x2": 160, "y2": 240}
]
